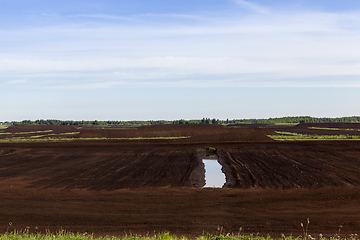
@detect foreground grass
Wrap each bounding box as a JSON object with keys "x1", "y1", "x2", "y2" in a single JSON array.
[{"x1": 0, "y1": 232, "x2": 358, "y2": 240}]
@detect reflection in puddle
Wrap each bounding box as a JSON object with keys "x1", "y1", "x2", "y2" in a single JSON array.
[{"x1": 203, "y1": 159, "x2": 226, "y2": 188}]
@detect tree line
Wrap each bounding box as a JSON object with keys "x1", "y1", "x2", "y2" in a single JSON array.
[{"x1": 2, "y1": 116, "x2": 360, "y2": 127}]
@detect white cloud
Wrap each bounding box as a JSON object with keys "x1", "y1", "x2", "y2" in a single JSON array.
[{"x1": 2, "y1": 52, "x2": 360, "y2": 79}]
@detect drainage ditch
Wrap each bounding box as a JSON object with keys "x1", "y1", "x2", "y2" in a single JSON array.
[{"x1": 203, "y1": 158, "x2": 226, "y2": 188}]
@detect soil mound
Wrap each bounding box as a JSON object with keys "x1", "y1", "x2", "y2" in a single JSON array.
[
  {"x1": 287, "y1": 123, "x2": 360, "y2": 135},
  {"x1": 5, "y1": 125, "x2": 78, "y2": 134},
  {"x1": 76, "y1": 124, "x2": 275, "y2": 143},
  {"x1": 77, "y1": 125, "x2": 136, "y2": 130}
]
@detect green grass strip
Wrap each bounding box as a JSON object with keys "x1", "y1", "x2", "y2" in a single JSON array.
[
  {"x1": 14, "y1": 130, "x2": 53, "y2": 134},
  {"x1": 270, "y1": 133, "x2": 360, "y2": 141},
  {"x1": 0, "y1": 136, "x2": 191, "y2": 143},
  {"x1": 0, "y1": 130, "x2": 54, "y2": 135},
  {"x1": 46, "y1": 132, "x2": 80, "y2": 136},
  {"x1": 274, "y1": 131, "x2": 300, "y2": 136},
  {"x1": 308, "y1": 127, "x2": 360, "y2": 131}
]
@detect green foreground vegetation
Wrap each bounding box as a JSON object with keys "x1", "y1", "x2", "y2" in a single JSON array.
[
  {"x1": 0, "y1": 232, "x2": 358, "y2": 240},
  {"x1": 2, "y1": 116, "x2": 360, "y2": 127}
]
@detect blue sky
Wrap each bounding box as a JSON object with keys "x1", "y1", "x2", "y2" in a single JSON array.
[{"x1": 1, "y1": 0, "x2": 360, "y2": 121}]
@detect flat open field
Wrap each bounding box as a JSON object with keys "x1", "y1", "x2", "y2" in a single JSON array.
[{"x1": 1, "y1": 124, "x2": 360, "y2": 238}]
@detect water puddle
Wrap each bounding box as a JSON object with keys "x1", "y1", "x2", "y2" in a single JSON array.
[{"x1": 203, "y1": 159, "x2": 226, "y2": 188}]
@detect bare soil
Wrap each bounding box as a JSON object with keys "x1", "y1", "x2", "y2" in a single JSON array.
[
  {"x1": 1, "y1": 124, "x2": 360, "y2": 238},
  {"x1": 76, "y1": 124, "x2": 275, "y2": 143},
  {"x1": 4, "y1": 125, "x2": 78, "y2": 134},
  {"x1": 230, "y1": 123, "x2": 360, "y2": 136}
]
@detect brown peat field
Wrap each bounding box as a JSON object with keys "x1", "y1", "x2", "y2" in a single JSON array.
[{"x1": 1, "y1": 124, "x2": 360, "y2": 238}]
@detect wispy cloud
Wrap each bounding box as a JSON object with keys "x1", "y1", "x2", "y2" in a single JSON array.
[
  {"x1": 139, "y1": 13, "x2": 209, "y2": 21},
  {"x1": 1, "y1": 5, "x2": 360, "y2": 90},
  {"x1": 6, "y1": 79, "x2": 28, "y2": 84},
  {"x1": 233, "y1": 0, "x2": 270, "y2": 14},
  {"x1": 41, "y1": 76, "x2": 360, "y2": 90},
  {"x1": 75, "y1": 13, "x2": 208, "y2": 23},
  {"x1": 75, "y1": 14, "x2": 135, "y2": 21}
]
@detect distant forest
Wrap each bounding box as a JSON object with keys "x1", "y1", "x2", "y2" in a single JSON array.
[{"x1": 2, "y1": 116, "x2": 360, "y2": 126}]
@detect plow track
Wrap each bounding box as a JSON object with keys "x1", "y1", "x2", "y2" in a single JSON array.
[
  {"x1": 0, "y1": 145, "x2": 200, "y2": 190},
  {"x1": 220, "y1": 142, "x2": 360, "y2": 188}
]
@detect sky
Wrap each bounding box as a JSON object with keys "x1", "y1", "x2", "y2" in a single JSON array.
[{"x1": 1, "y1": 0, "x2": 360, "y2": 121}]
